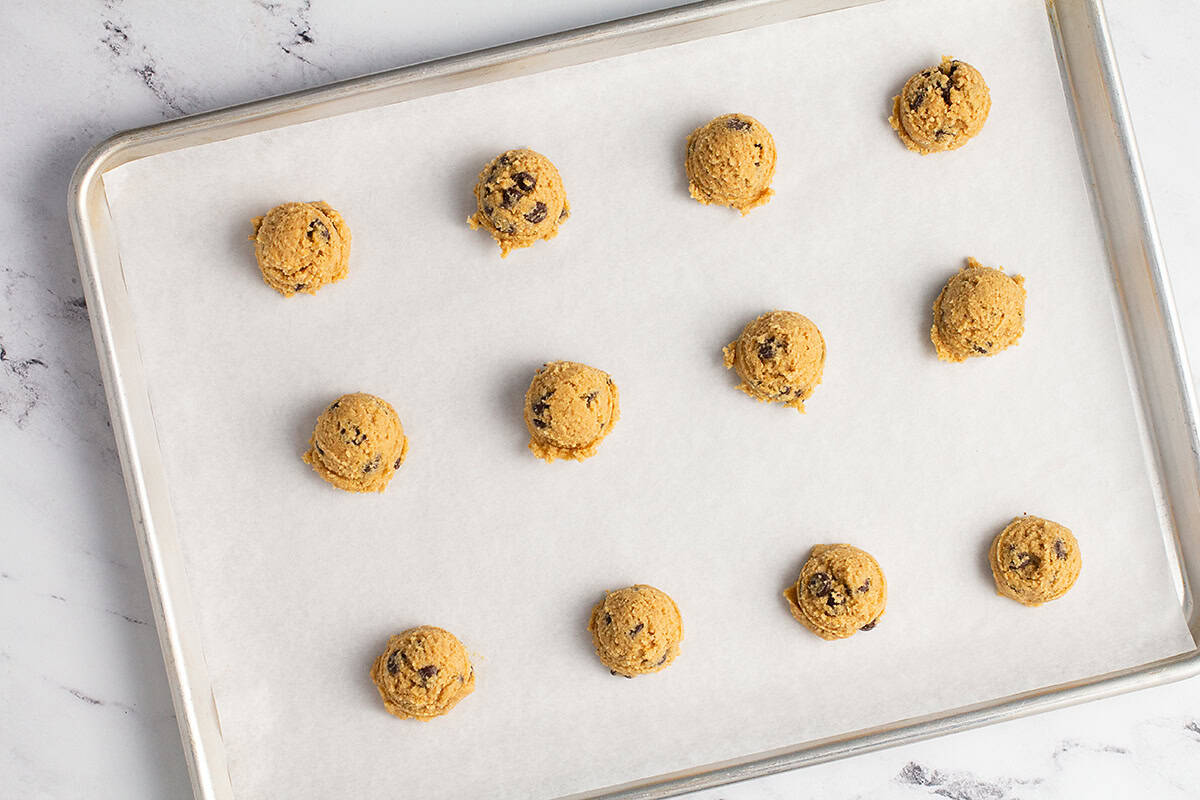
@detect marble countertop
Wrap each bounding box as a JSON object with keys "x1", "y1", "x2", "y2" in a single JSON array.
[{"x1": 3, "y1": 0, "x2": 1198, "y2": 797}]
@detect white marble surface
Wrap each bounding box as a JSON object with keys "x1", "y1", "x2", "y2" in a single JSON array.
[{"x1": 1, "y1": 0, "x2": 1197, "y2": 797}]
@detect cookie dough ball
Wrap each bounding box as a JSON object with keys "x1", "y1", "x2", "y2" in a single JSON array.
[
  {"x1": 369, "y1": 626, "x2": 476, "y2": 720},
  {"x1": 784, "y1": 544, "x2": 887, "y2": 640},
  {"x1": 302, "y1": 392, "x2": 409, "y2": 493},
  {"x1": 685, "y1": 113, "x2": 777, "y2": 214},
  {"x1": 523, "y1": 361, "x2": 619, "y2": 462},
  {"x1": 468, "y1": 149, "x2": 569, "y2": 257},
  {"x1": 587, "y1": 585, "x2": 683, "y2": 677},
  {"x1": 889, "y1": 57, "x2": 991, "y2": 155},
  {"x1": 931, "y1": 257, "x2": 1026, "y2": 362},
  {"x1": 989, "y1": 516, "x2": 1081, "y2": 606},
  {"x1": 250, "y1": 201, "x2": 350, "y2": 297},
  {"x1": 723, "y1": 310, "x2": 825, "y2": 412}
]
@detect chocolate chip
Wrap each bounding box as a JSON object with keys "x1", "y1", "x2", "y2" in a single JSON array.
[
  {"x1": 657, "y1": 653, "x2": 669, "y2": 666},
  {"x1": 363, "y1": 454, "x2": 382, "y2": 474},
  {"x1": 858, "y1": 578, "x2": 871, "y2": 593},
  {"x1": 808, "y1": 572, "x2": 831, "y2": 597},
  {"x1": 349, "y1": 425, "x2": 366, "y2": 446},
  {"x1": 483, "y1": 204, "x2": 493, "y2": 215},
  {"x1": 725, "y1": 117, "x2": 751, "y2": 131},
  {"x1": 524, "y1": 202, "x2": 548, "y2": 224},
  {"x1": 1054, "y1": 539, "x2": 1068, "y2": 559},
  {"x1": 941, "y1": 83, "x2": 953, "y2": 106},
  {"x1": 531, "y1": 391, "x2": 554, "y2": 416},
  {"x1": 583, "y1": 391, "x2": 598, "y2": 407},
  {"x1": 909, "y1": 88, "x2": 927, "y2": 111},
  {"x1": 329, "y1": 401, "x2": 340, "y2": 410},
  {"x1": 629, "y1": 623, "x2": 644, "y2": 637},
  {"x1": 558, "y1": 208, "x2": 568, "y2": 221},
  {"x1": 935, "y1": 129, "x2": 951, "y2": 139},
  {"x1": 512, "y1": 171, "x2": 536, "y2": 193},
  {"x1": 1010, "y1": 552, "x2": 1040, "y2": 571},
  {"x1": 393, "y1": 456, "x2": 403, "y2": 470},
  {"x1": 501, "y1": 186, "x2": 522, "y2": 209},
  {"x1": 386, "y1": 650, "x2": 410, "y2": 675},
  {"x1": 860, "y1": 620, "x2": 878, "y2": 631},
  {"x1": 532, "y1": 418, "x2": 547, "y2": 429},
  {"x1": 417, "y1": 665, "x2": 439, "y2": 682},
  {"x1": 307, "y1": 219, "x2": 330, "y2": 242},
  {"x1": 294, "y1": 283, "x2": 306, "y2": 291},
  {"x1": 610, "y1": 670, "x2": 633, "y2": 679},
  {"x1": 604, "y1": 613, "x2": 612, "y2": 625},
  {"x1": 825, "y1": 592, "x2": 844, "y2": 608},
  {"x1": 972, "y1": 344, "x2": 989, "y2": 354},
  {"x1": 315, "y1": 444, "x2": 324, "y2": 455},
  {"x1": 498, "y1": 154, "x2": 511, "y2": 166},
  {"x1": 757, "y1": 336, "x2": 778, "y2": 361}
]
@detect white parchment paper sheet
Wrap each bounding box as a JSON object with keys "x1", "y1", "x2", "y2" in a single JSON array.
[{"x1": 101, "y1": 0, "x2": 1195, "y2": 796}]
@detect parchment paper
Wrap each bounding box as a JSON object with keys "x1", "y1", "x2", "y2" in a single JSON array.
[{"x1": 100, "y1": 0, "x2": 1195, "y2": 796}]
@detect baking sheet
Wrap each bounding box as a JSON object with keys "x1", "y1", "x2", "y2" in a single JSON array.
[{"x1": 99, "y1": 0, "x2": 1195, "y2": 797}]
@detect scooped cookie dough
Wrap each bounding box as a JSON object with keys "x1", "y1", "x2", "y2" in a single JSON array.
[
  {"x1": 784, "y1": 544, "x2": 887, "y2": 640},
  {"x1": 931, "y1": 257, "x2": 1026, "y2": 362},
  {"x1": 468, "y1": 148, "x2": 569, "y2": 257},
  {"x1": 989, "y1": 516, "x2": 1081, "y2": 606},
  {"x1": 524, "y1": 361, "x2": 619, "y2": 462},
  {"x1": 302, "y1": 392, "x2": 409, "y2": 493},
  {"x1": 370, "y1": 626, "x2": 476, "y2": 720},
  {"x1": 250, "y1": 201, "x2": 350, "y2": 297},
  {"x1": 685, "y1": 113, "x2": 777, "y2": 214},
  {"x1": 723, "y1": 310, "x2": 825, "y2": 412},
  {"x1": 889, "y1": 57, "x2": 991, "y2": 155},
  {"x1": 588, "y1": 585, "x2": 683, "y2": 677}
]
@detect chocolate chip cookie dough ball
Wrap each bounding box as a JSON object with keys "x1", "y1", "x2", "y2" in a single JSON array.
[
  {"x1": 931, "y1": 257, "x2": 1026, "y2": 362},
  {"x1": 989, "y1": 516, "x2": 1081, "y2": 606},
  {"x1": 370, "y1": 626, "x2": 476, "y2": 720},
  {"x1": 784, "y1": 544, "x2": 887, "y2": 640},
  {"x1": 250, "y1": 201, "x2": 350, "y2": 297},
  {"x1": 523, "y1": 361, "x2": 619, "y2": 463},
  {"x1": 685, "y1": 113, "x2": 777, "y2": 214},
  {"x1": 302, "y1": 392, "x2": 409, "y2": 493},
  {"x1": 468, "y1": 148, "x2": 570, "y2": 257},
  {"x1": 889, "y1": 57, "x2": 991, "y2": 155},
  {"x1": 588, "y1": 585, "x2": 683, "y2": 678},
  {"x1": 723, "y1": 310, "x2": 825, "y2": 412}
]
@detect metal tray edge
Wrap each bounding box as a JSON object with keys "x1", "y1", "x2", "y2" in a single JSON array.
[
  {"x1": 68, "y1": 135, "x2": 235, "y2": 798},
  {"x1": 1068, "y1": 0, "x2": 1200, "y2": 632}
]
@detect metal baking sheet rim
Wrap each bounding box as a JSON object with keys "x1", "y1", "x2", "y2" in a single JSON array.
[{"x1": 65, "y1": 0, "x2": 1200, "y2": 798}]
